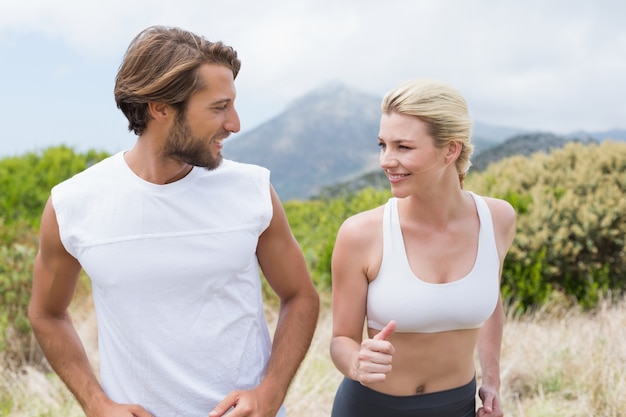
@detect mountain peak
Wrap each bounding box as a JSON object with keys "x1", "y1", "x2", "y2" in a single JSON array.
[
  {"x1": 286, "y1": 82, "x2": 380, "y2": 115},
  {"x1": 224, "y1": 84, "x2": 382, "y2": 199},
  {"x1": 293, "y1": 81, "x2": 355, "y2": 100}
]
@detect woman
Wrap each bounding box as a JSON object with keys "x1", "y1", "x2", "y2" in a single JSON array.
[{"x1": 330, "y1": 78, "x2": 516, "y2": 417}]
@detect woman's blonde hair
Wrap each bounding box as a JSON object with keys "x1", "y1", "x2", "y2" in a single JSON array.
[{"x1": 381, "y1": 78, "x2": 474, "y2": 184}]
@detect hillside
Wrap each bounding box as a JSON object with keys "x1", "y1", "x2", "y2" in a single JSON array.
[
  {"x1": 224, "y1": 83, "x2": 625, "y2": 200},
  {"x1": 223, "y1": 83, "x2": 523, "y2": 200},
  {"x1": 223, "y1": 83, "x2": 381, "y2": 200},
  {"x1": 317, "y1": 132, "x2": 602, "y2": 198},
  {"x1": 470, "y1": 132, "x2": 597, "y2": 172}
]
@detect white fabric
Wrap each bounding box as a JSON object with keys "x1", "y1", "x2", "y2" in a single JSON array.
[
  {"x1": 367, "y1": 192, "x2": 500, "y2": 333},
  {"x1": 52, "y1": 152, "x2": 286, "y2": 417}
]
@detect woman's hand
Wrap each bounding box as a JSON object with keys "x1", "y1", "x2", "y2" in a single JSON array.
[
  {"x1": 355, "y1": 321, "x2": 396, "y2": 384},
  {"x1": 476, "y1": 385, "x2": 503, "y2": 417}
]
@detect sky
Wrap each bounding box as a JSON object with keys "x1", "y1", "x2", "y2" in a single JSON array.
[{"x1": 1, "y1": 0, "x2": 625, "y2": 157}]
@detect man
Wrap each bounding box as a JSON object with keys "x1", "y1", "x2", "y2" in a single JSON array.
[{"x1": 28, "y1": 26, "x2": 319, "y2": 417}]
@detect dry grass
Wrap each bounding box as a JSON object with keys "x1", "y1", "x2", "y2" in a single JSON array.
[
  {"x1": 2, "y1": 293, "x2": 626, "y2": 416},
  {"x1": 498, "y1": 295, "x2": 626, "y2": 417}
]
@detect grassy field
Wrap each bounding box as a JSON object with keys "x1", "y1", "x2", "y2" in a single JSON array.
[{"x1": 2, "y1": 293, "x2": 625, "y2": 417}]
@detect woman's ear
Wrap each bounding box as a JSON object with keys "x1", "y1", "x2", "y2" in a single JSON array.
[{"x1": 445, "y1": 140, "x2": 462, "y2": 164}]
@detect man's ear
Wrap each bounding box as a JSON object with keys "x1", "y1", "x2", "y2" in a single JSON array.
[{"x1": 147, "y1": 102, "x2": 171, "y2": 121}]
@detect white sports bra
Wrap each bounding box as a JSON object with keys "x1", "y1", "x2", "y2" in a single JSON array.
[{"x1": 367, "y1": 192, "x2": 500, "y2": 333}]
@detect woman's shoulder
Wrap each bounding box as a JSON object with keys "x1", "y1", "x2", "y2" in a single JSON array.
[
  {"x1": 333, "y1": 204, "x2": 386, "y2": 278},
  {"x1": 478, "y1": 195, "x2": 516, "y2": 224},
  {"x1": 336, "y1": 203, "x2": 386, "y2": 247},
  {"x1": 341, "y1": 204, "x2": 386, "y2": 231}
]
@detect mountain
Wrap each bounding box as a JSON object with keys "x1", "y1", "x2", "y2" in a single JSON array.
[
  {"x1": 223, "y1": 83, "x2": 381, "y2": 200},
  {"x1": 318, "y1": 132, "x2": 599, "y2": 198},
  {"x1": 470, "y1": 132, "x2": 597, "y2": 172},
  {"x1": 224, "y1": 83, "x2": 624, "y2": 200},
  {"x1": 472, "y1": 121, "x2": 527, "y2": 153},
  {"x1": 469, "y1": 128, "x2": 626, "y2": 173},
  {"x1": 223, "y1": 83, "x2": 523, "y2": 200},
  {"x1": 567, "y1": 129, "x2": 626, "y2": 142}
]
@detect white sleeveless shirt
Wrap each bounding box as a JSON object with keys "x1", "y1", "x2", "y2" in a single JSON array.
[
  {"x1": 367, "y1": 192, "x2": 500, "y2": 333},
  {"x1": 52, "y1": 152, "x2": 286, "y2": 417}
]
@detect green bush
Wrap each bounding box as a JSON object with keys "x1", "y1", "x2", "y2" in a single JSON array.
[
  {"x1": 0, "y1": 145, "x2": 109, "y2": 228},
  {"x1": 284, "y1": 187, "x2": 391, "y2": 288},
  {"x1": 1, "y1": 140, "x2": 625, "y2": 366},
  {"x1": 467, "y1": 141, "x2": 626, "y2": 310},
  {"x1": 285, "y1": 141, "x2": 626, "y2": 312},
  {"x1": 0, "y1": 146, "x2": 108, "y2": 367},
  {"x1": 0, "y1": 219, "x2": 39, "y2": 366}
]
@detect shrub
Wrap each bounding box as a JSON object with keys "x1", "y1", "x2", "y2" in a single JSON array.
[
  {"x1": 0, "y1": 146, "x2": 109, "y2": 228},
  {"x1": 0, "y1": 219, "x2": 39, "y2": 367},
  {"x1": 467, "y1": 141, "x2": 626, "y2": 310},
  {"x1": 0, "y1": 145, "x2": 108, "y2": 368},
  {"x1": 284, "y1": 187, "x2": 390, "y2": 288},
  {"x1": 284, "y1": 141, "x2": 626, "y2": 311}
]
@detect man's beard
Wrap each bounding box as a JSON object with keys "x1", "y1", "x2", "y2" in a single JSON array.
[{"x1": 162, "y1": 114, "x2": 225, "y2": 170}]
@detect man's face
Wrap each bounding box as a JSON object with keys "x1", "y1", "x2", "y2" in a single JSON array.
[{"x1": 163, "y1": 64, "x2": 240, "y2": 170}]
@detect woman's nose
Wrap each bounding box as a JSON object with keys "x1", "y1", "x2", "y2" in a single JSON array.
[{"x1": 379, "y1": 150, "x2": 397, "y2": 169}]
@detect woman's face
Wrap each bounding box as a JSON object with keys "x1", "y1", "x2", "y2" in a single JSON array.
[{"x1": 377, "y1": 111, "x2": 447, "y2": 195}]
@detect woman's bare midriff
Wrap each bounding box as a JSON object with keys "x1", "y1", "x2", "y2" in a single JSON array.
[{"x1": 364, "y1": 327, "x2": 480, "y2": 396}]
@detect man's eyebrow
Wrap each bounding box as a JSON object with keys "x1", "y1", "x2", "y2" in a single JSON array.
[{"x1": 211, "y1": 97, "x2": 233, "y2": 106}]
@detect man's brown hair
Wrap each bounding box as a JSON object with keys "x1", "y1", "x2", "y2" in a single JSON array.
[{"x1": 114, "y1": 26, "x2": 241, "y2": 135}]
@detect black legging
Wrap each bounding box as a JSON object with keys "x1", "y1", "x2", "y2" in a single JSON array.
[{"x1": 331, "y1": 377, "x2": 476, "y2": 417}]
